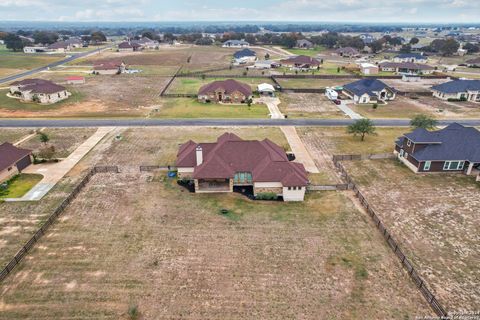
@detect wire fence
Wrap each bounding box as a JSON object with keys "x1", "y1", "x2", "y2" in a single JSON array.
[
  {"x1": 332, "y1": 159, "x2": 448, "y2": 318},
  {"x1": 0, "y1": 165, "x2": 120, "y2": 284}
]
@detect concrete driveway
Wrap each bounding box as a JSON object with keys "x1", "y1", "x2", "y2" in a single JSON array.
[
  {"x1": 4, "y1": 127, "x2": 113, "y2": 201},
  {"x1": 281, "y1": 126, "x2": 319, "y2": 173},
  {"x1": 255, "y1": 96, "x2": 284, "y2": 119}
]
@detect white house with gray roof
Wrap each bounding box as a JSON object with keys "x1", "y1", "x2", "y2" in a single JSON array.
[{"x1": 431, "y1": 80, "x2": 480, "y2": 102}]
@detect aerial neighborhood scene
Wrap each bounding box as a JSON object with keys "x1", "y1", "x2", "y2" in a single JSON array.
[{"x1": 0, "y1": 0, "x2": 480, "y2": 319}]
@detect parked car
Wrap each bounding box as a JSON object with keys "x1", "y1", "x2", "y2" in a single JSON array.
[{"x1": 333, "y1": 99, "x2": 341, "y2": 105}]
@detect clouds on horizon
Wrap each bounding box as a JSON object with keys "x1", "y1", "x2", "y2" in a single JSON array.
[{"x1": 1, "y1": 0, "x2": 479, "y2": 23}]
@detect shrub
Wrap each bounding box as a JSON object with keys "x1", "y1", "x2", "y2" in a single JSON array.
[
  {"x1": 372, "y1": 103, "x2": 378, "y2": 109},
  {"x1": 128, "y1": 304, "x2": 139, "y2": 320},
  {"x1": 255, "y1": 192, "x2": 278, "y2": 200}
]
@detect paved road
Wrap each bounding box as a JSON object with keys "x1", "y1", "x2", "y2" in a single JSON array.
[
  {"x1": 0, "y1": 45, "x2": 112, "y2": 85},
  {"x1": 1, "y1": 118, "x2": 480, "y2": 127}
]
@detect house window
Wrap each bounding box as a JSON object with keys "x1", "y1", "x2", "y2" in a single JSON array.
[
  {"x1": 8, "y1": 167, "x2": 12, "y2": 171},
  {"x1": 288, "y1": 187, "x2": 291, "y2": 190},
  {"x1": 406, "y1": 139, "x2": 411, "y2": 147},
  {"x1": 424, "y1": 161, "x2": 431, "y2": 171},
  {"x1": 233, "y1": 172, "x2": 252, "y2": 184},
  {"x1": 443, "y1": 161, "x2": 465, "y2": 170}
]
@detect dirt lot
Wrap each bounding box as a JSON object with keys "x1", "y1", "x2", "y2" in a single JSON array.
[
  {"x1": 276, "y1": 78, "x2": 354, "y2": 89},
  {"x1": 168, "y1": 77, "x2": 275, "y2": 95},
  {"x1": 19, "y1": 128, "x2": 97, "y2": 158},
  {"x1": 278, "y1": 93, "x2": 347, "y2": 119},
  {"x1": 0, "y1": 127, "x2": 431, "y2": 318},
  {"x1": 382, "y1": 78, "x2": 450, "y2": 92},
  {"x1": 343, "y1": 159, "x2": 480, "y2": 312}
]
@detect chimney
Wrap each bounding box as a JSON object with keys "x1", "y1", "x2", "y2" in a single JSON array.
[{"x1": 196, "y1": 145, "x2": 203, "y2": 166}]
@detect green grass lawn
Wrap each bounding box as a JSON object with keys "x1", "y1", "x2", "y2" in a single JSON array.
[
  {"x1": 276, "y1": 62, "x2": 351, "y2": 76},
  {"x1": 156, "y1": 98, "x2": 269, "y2": 118},
  {"x1": 0, "y1": 89, "x2": 85, "y2": 111},
  {"x1": 284, "y1": 46, "x2": 326, "y2": 57},
  {"x1": 0, "y1": 53, "x2": 64, "y2": 70},
  {"x1": 0, "y1": 174, "x2": 43, "y2": 199}
]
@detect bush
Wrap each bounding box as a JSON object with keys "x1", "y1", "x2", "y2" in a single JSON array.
[
  {"x1": 372, "y1": 103, "x2": 378, "y2": 109},
  {"x1": 128, "y1": 304, "x2": 139, "y2": 320},
  {"x1": 255, "y1": 192, "x2": 278, "y2": 200}
]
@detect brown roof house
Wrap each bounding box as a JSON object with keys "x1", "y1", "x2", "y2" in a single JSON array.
[
  {"x1": 176, "y1": 133, "x2": 309, "y2": 201},
  {"x1": 0, "y1": 143, "x2": 33, "y2": 183},
  {"x1": 198, "y1": 79, "x2": 253, "y2": 103},
  {"x1": 93, "y1": 60, "x2": 127, "y2": 75},
  {"x1": 280, "y1": 55, "x2": 320, "y2": 71},
  {"x1": 334, "y1": 47, "x2": 361, "y2": 58},
  {"x1": 296, "y1": 39, "x2": 314, "y2": 49},
  {"x1": 380, "y1": 62, "x2": 434, "y2": 75},
  {"x1": 9, "y1": 79, "x2": 71, "y2": 104},
  {"x1": 394, "y1": 123, "x2": 480, "y2": 176}
]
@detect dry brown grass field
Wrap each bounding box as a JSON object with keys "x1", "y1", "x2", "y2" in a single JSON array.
[
  {"x1": 279, "y1": 93, "x2": 347, "y2": 119},
  {"x1": 0, "y1": 127, "x2": 433, "y2": 319},
  {"x1": 343, "y1": 159, "x2": 480, "y2": 312}
]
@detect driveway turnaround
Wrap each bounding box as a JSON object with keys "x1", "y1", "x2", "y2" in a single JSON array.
[
  {"x1": 281, "y1": 126, "x2": 319, "y2": 173},
  {"x1": 4, "y1": 127, "x2": 113, "y2": 201}
]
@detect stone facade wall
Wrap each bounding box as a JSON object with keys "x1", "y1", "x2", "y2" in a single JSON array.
[{"x1": 254, "y1": 186, "x2": 283, "y2": 195}]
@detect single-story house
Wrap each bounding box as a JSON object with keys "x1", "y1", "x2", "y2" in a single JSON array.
[
  {"x1": 64, "y1": 38, "x2": 83, "y2": 48},
  {"x1": 379, "y1": 62, "x2": 434, "y2": 75},
  {"x1": 359, "y1": 63, "x2": 379, "y2": 75},
  {"x1": 47, "y1": 41, "x2": 71, "y2": 53},
  {"x1": 394, "y1": 123, "x2": 480, "y2": 175},
  {"x1": 66, "y1": 76, "x2": 85, "y2": 85},
  {"x1": 93, "y1": 60, "x2": 127, "y2": 75},
  {"x1": 296, "y1": 39, "x2": 314, "y2": 49},
  {"x1": 9, "y1": 79, "x2": 71, "y2": 104},
  {"x1": 198, "y1": 79, "x2": 253, "y2": 104},
  {"x1": 402, "y1": 74, "x2": 421, "y2": 82},
  {"x1": 176, "y1": 133, "x2": 309, "y2": 201},
  {"x1": 431, "y1": 80, "x2": 480, "y2": 102},
  {"x1": 393, "y1": 53, "x2": 427, "y2": 63},
  {"x1": 334, "y1": 47, "x2": 361, "y2": 58},
  {"x1": 233, "y1": 48, "x2": 256, "y2": 64},
  {"x1": 343, "y1": 78, "x2": 396, "y2": 104},
  {"x1": 257, "y1": 83, "x2": 275, "y2": 96},
  {"x1": 252, "y1": 60, "x2": 281, "y2": 69},
  {"x1": 118, "y1": 41, "x2": 134, "y2": 51},
  {"x1": 0, "y1": 142, "x2": 33, "y2": 183},
  {"x1": 280, "y1": 55, "x2": 320, "y2": 70},
  {"x1": 222, "y1": 40, "x2": 250, "y2": 48},
  {"x1": 130, "y1": 37, "x2": 158, "y2": 49},
  {"x1": 466, "y1": 57, "x2": 480, "y2": 67},
  {"x1": 23, "y1": 46, "x2": 48, "y2": 53}
]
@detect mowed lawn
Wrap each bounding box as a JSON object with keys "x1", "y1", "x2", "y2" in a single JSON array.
[
  {"x1": 156, "y1": 98, "x2": 269, "y2": 118},
  {"x1": 0, "y1": 49, "x2": 64, "y2": 77},
  {"x1": 0, "y1": 172, "x2": 430, "y2": 319},
  {"x1": 0, "y1": 174, "x2": 43, "y2": 199},
  {"x1": 0, "y1": 89, "x2": 85, "y2": 112},
  {"x1": 284, "y1": 46, "x2": 326, "y2": 57}
]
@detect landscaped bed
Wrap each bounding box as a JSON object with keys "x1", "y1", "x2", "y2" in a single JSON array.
[{"x1": 0, "y1": 174, "x2": 43, "y2": 199}]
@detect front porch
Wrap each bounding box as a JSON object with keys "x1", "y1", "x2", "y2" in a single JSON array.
[{"x1": 195, "y1": 178, "x2": 233, "y2": 193}]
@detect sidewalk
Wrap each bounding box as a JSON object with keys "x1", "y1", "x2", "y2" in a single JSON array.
[
  {"x1": 281, "y1": 126, "x2": 319, "y2": 173},
  {"x1": 336, "y1": 101, "x2": 363, "y2": 119},
  {"x1": 4, "y1": 127, "x2": 113, "y2": 201}
]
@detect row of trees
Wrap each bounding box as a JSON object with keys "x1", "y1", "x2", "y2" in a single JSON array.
[{"x1": 348, "y1": 115, "x2": 438, "y2": 141}]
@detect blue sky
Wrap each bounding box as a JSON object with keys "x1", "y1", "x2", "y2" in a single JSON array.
[{"x1": 1, "y1": 0, "x2": 479, "y2": 23}]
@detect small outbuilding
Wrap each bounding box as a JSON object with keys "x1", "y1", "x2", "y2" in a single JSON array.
[{"x1": 257, "y1": 83, "x2": 275, "y2": 96}]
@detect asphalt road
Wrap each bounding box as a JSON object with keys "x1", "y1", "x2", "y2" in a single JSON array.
[
  {"x1": 1, "y1": 118, "x2": 480, "y2": 127},
  {"x1": 0, "y1": 45, "x2": 111, "y2": 85}
]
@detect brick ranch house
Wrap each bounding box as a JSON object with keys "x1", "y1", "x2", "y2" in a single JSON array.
[
  {"x1": 343, "y1": 78, "x2": 396, "y2": 104},
  {"x1": 280, "y1": 55, "x2": 320, "y2": 71},
  {"x1": 0, "y1": 143, "x2": 33, "y2": 183},
  {"x1": 9, "y1": 79, "x2": 71, "y2": 104},
  {"x1": 198, "y1": 79, "x2": 253, "y2": 103},
  {"x1": 394, "y1": 123, "x2": 480, "y2": 176},
  {"x1": 176, "y1": 133, "x2": 309, "y2": 201},
  {"x1": 379, "y1": 62, "x2": 435, "y2": 75},
  {"x1": 93, "y1": 60, "x2": 127, "y2": 75}
]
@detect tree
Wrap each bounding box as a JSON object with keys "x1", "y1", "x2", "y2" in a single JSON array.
[
  {"x1": 141, "y1": 31, "x2": 154, "y2": 40},
  {"x1": 400, "y1": 44, "x2": 411, "y2": 53},
  {"x1": 368, "y1": 40, "x2": 383, "y2": 53},
  {"x1": 410, "y1": 114, "x2": 438, "y2": 130},
  {"x1": 38, "y1": 145, "x2": 55, "y2": 160},
  {"x1": 38, "y1": 132, "x2": 50, "y2": 145},
  {"x1": 409, "y1": 37, "x2": 419, "y2": 45},
  {"x1": 264, "y1": 52, "x2": 270, "y2": 60},
  {"x1": 441, "y1": 38, "x2": 460, "y2": 56},
  {"x1": 463, "y1": 42, "x2": 479, "y2": 54},
  {"x1": 347, "y1": 118, "x2": 376, "y2": 141},
  {"x1": 90, "y1": 31, "x2": 107, "y2": 44},
  {"x1": 4, "y1": 33, "x2": 25, "y2": 52},
  {"x1": 33, "y1": 31, "x2": 58, "y2": 44}
]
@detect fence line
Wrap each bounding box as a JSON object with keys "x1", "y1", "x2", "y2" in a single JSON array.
[
  {"x1": 307, "y1": 184, "x2": 351, "y2": 191},
  {"x1": 0, "y1": 165, "x2": 120, "y2": 284},
  {"x1": 139, "y1": 165, "x2": 175, "y2": 172},
  {"x1": 160, "y1": 66, "x2": 183, "y2": 97},
  {"x1": 332, "y1": 153, "x2": 396, "y2": 162},
  {"x1": 332, "y1": 159, "x2": 448, "y2": 317}
]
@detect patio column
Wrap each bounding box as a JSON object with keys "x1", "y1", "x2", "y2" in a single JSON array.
[{"x1": 466, "y1": 162, "x2": 474, "y2": 175}]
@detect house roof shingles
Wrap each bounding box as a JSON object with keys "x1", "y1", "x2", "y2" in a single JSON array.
[
  {"x1": 0, "y1": 142, "x2": 32, "y2": 172},
  {"x1": 198, "y1": 79, "x2": 252, "y2": 97},
  {"x1": 176, "y1": 133, "x2": 309, "y2": 187},
  {"x1": 280, "y1": 55, "x2": 320, "y2": 66},
  {"x1": 431, "y1": 80, "x2": 480, "y2": 94},
  {"x1": 380, "y1": 62, "x2": 434, "y2": 70},
  {"x1": 335, "y1": 47, "x2": 360, "y2": 55},
  {"x1": 343, "y1": 78, "x2": 393, "y2": 97},
  {"x1": 233, "y1": 48, "x2": 256, "y2": 59},
  {"x1": 11, "y1": 78, "x2": 66, "y2": 94},
  {"x1": 401, "y1": 123, "x2": 480, "y2": 162},
  {"x1": 394, "y1": 53, "x2": 427, "y2": 60}
]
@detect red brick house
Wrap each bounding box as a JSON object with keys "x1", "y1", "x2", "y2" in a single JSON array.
[
  {"x1": 198, "y1": 79, "x2": 253, "y2": 103},
  {"x1": 394, "y1": 123, "x2": 480, "y2": 175},
  {"x1": 176, "y1": 133, "x2": 309, "y2": 201}
]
